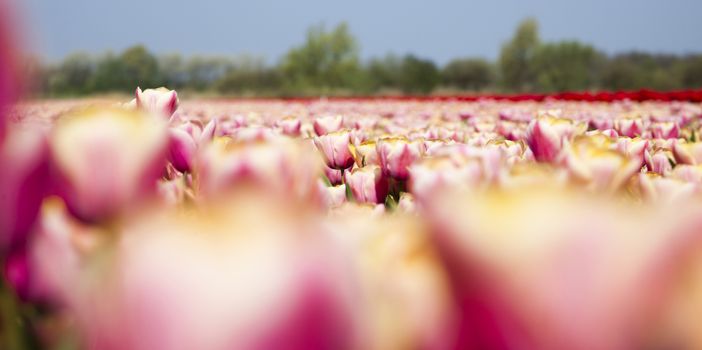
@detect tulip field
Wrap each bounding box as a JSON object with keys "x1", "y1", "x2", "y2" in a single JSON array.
[{"x1": 4, "y1": 88, "x2": 702, "y2": 349}]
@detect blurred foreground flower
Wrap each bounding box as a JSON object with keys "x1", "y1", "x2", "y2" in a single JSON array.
[
  {"x1": 32, "y1": 194, "x2": 358, "y2": 350},
  {"x1": 49, "y1": 108, "x2": 168, "y2": 222}
]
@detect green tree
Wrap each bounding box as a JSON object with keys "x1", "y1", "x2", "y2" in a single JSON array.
[
  {"x1": 47, "y1": 52, "x2": 94, "y2": 95},
  {"x1": 89, "y1": 45, "x2": 162, "y2": 92},
  {"x1": 215, "y1": 56, "x2": 281, "y2": 95},
  {"x1": 681, "y1": 55, "x2": 702, "y2": 88},
  {"x1": 531, "y1": 41, "x2": 605, "y2": 92},
  {"x1": 365, "y1": 54, "x2": 404, "y2": 92},
  {"x1": 499, "y1": 18, "x2": 540, "y2": 92},
  {"x1": 89, "y1": 52, "x2": 126, "y2": 92},
  {"x1": 441, "y1": 58, "x2": 495, "y2": 91},
  {"x1": 120, "y1": 45, "x2": 162, "y2": 89},
  {"x1": 601, "y1": 52, "x2": 683, "y2": 91},
  {"x1": 280, "y1": 22, "x2": 361, "y2": 93},
  {"x1": 399, "y1": 55, "x2": 439, "y2": 94}
]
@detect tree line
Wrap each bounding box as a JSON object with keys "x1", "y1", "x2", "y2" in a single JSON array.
[{"x1": 24, "y1": 19, "x2": 702, "y2": 97}]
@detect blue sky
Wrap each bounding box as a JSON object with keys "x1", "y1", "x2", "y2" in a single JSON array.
[{"x1": 18, "y1": 0, "x2": 702, "y2": 64}]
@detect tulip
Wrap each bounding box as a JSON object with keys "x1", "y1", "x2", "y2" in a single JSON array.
[
  {"x1": 319, "y1": 183, "x2": 347, "y2": 208},
  {"x1": 650, "y1": 122, "x2": 680, "y2": 139},
  {"x1": 313, "y1": 130, "x2": 355, "y2": 170},
  {"x1": 313, "y1": 115, "x2": 344, "y2": 136},
  {"x1": 672, "y1": 140, "x2": 702, "y2": 165},
  {"x1": 43, "y1": 196, "x2": 358, "y2": 350},
  {"x1": 644, "y1": 149, "x2": 673, "y2": 175},
  {"x1": 196, "y1": 137, "x2": 322, "y2": 205},
  {"x1": 327, "y1": 211, "x2": 455, "y2": 349},
  {"x1": 423, "y1": 187, "x2": 695, "y2": 350},
  {"x1": 637, "y1": 173, "x2": 697, "y2": 204},
  {"x1": 199, "y1": 118, "x2": 218, "y2": 146},
  {"x1": 135, "y1": 87, "x2": 179, "y2": 119},
  {"x1": 276, "y1": 117, "x2": 302, "y2": 137},
  {"x1": 615, "y1": 118, "x2": 644, "y2": 138},
  {"x1": 377, "y1": 137, "x2": 425, "y2": 181},
  {"x1": 0, "y1": 128, "x2": 49, "y2": 252},
  {"x1": 49, "y1": 108, "x2": 169, "y2": 222},
  {"x1": 323, "y1": 166, "x2": 343, "y2": 186},
  {"x1": 350, "y1": 140, "x2": 379, "y2": 167},
  {"x1": 560, "y1": 136, "x2": 642, "y2": 192},
  {"x1": 167, "y1": 128, "x2": 197, "y2": 173},
  {"x1": 526, "y1": 117, "x2": 582, "y2": 163},
  {"x1": 343, "y1": 166, "x2": 388, "y2": 204}
]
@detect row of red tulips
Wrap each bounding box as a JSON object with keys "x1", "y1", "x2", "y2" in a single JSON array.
[{"x1": 263, "y1": 88, "x2": 702, "y2": 103}]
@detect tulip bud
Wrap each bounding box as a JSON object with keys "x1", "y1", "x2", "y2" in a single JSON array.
[
  {"x1": 343, "y1": 166, "x2": 388, "y2": 204},
  {"x1": 526, "y1": 118, "x2": 581, "y2": 163},
  {"x1": 167, "y1": 128, "x2": 197, "y2": 173},
  {"x1": 50, "y1": 108, "x2": 169, "y2": 222},
  {"x1": 323, "y1": 166, "x2": 344, "y2": 186},
  {"x1": 615, "y1": 118, "x2": 644, "y2": 138},
  {"x1": 319, "y1": 183, "x2": 348, "y2": 208},
  {"x1": 313, "y1": 130, "x2": 355, "y2": 170},
  {"x1": 377, "y1": 137, "x2": 425, "y2": 181},
  {"x1": 313, "y1": 115, "x2": 344, "y2": 136},
  {"x1": 651, "y1": 122, "x2": 680, "y2": 140},
  {"x1": 199, "y1": 118, "x2": 218, "y2": 146},
  {"x1": 644, "y1": 149, "x2": 673, "y2": 175},
  {"x1": 276, "y1": 118, "x2": 302, "y2": 137},
  {"x1": 135, "y1": 87, "x2": 179, "y2": 119}
]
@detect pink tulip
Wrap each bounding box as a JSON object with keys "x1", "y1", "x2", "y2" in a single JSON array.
[
  {"x1": 349, "y1": 140, "x2": 379, "y2": 167},
  {"x1": 650, "y1": 122, "x2": 680, "y2": 139},
  {"x1": 377, "y1": 137, "x2": 426, "y2": 181},
  {"x1": 276, "y1": 118, "x2": 302, "y2": 136},
  {"x1": 196, "y1": 137, "x2": 322, "y2": 205},
  {"x1": 323, "y1": 166, "x2": 343, "y2": 186},
  {"x1": 0, "y1": 128, "x2": 49, "y2": 252},
  {"x1": 526, "y1": 118, "x2": 581, "y2": 162},
  {"x1": 645, "y1": 150, "x2": 673, "y2": 175},
  {"x1": 615, "y1": 118, "x2": 644, "y2": 138},
  {"x1": 49, "y1": 108, "x2": 169, "y2": 222},
  {"x1": 319, "y1": 183, "x2": 347, "y2": 208},
  {"x1": 560, "y1": 137, "x2": 642, "y2": 191},
  {"x1": 672, "y1": 140, "x2": 702, "y2": 165},
  {"x1": 423, "y1": 187, "x2": 697, "y2": 350},
  {"x1": 167, "y1": 128, "x2": 197, "y2": 173},
  {"x1": 135, "y1": 87, "x2": 179, "y2": 119},
  {"x1": 313, "y1": 115, "x2": 344, "y2": 136},
  {"x1": 343, "y1": 166, "x2": 388, "y2": 204},
  {"x1": 638, "y1": 173, "x2": 697, "y2": 203},
  {"x1": 42, "y1": 198, "x2": 358, "y2": 350},
  {"x1": 199, "y1": 118, "x2": 218, "y2": 145},
  {"x1": 313, "y1": 130, "x2": 355, "y2": 170}
]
